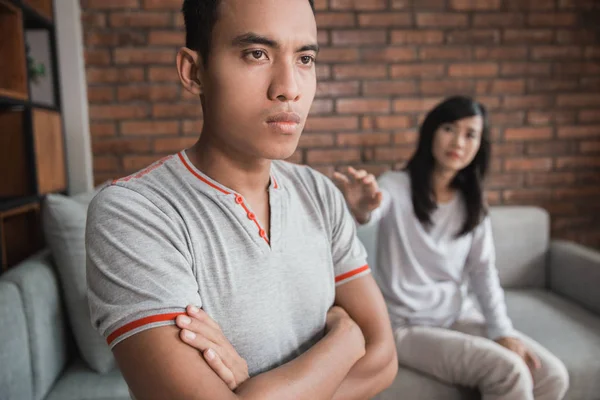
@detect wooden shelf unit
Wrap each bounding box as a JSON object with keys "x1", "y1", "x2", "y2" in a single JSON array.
[{"x1": 0, "y1": 0, "x2": 65, "y2": 272}]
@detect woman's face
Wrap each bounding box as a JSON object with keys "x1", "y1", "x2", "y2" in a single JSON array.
[{"x1": 432, "y1": 115, "x2": 484, "y2": 173}]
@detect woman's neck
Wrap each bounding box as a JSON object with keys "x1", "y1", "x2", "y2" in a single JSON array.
[{"x1": 432, "y1": 167, "x2": 457, "y2": 204}]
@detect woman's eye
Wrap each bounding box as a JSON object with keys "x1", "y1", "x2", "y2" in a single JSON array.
[{"x1": 443, "y1": 126, "x2": 453, "y2": 132}]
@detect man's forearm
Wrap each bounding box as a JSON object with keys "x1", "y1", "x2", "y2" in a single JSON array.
[
  {"x1": 235, "y1": 319, "x2": 365, "y2": 400},
  {"x1": 331, "y1": 337, "x2": 398, "y2": 400}
]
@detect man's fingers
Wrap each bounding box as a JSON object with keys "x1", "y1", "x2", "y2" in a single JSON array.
[
  {"x1": 177, "y1": 314, "x2": 222, "y2": 344},
  {"x1": 186, "y1": 305, "x2": 220, "y2": 331},
  {"x1": 203, "y1": 348, "x2": 237, "y2": 390},
  {"x1": 179, "y1": 328, "x2": 215, "y2": 352}
]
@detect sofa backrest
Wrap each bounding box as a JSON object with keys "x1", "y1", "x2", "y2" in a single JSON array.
[
  {"x1": 1, "y1": 250, "x2": 71, "y2": 400},
  {"x1": 357, "y1": 205, "x2": 550, "y2": 289},
  {"x1": 0, "y1": 281, "x2": 34, "y2": 400}
]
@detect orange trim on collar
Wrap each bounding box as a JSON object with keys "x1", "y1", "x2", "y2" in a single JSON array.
[{"x1": 178, "y1": 153, "x2": 230, "y2": 195}]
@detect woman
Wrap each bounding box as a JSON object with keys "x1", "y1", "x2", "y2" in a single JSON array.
[{"x1": 333, "y1": 96, "x2": 569, "y2": 400}]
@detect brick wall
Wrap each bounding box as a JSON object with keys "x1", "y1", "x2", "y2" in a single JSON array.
[{"x1": 81, "y1": 0, "x2": 600, "y2": 248}]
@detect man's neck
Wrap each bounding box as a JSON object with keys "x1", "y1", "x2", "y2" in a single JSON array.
[{"x1": 186, "y1": 132, "x2": 272, "y2": 197}]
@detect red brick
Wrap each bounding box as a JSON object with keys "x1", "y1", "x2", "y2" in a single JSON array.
[
  {"x1": 89, "y1": 105, "x2": 149, "y2": 120},
  {"x1": 450, "y1": 0, "x2": 501, "y2": 10},
  {"x1": 93, "y1": 138, "x2": 152, "y2": 155},
  {"x1": 358, "y1": 13, "x2": 412, "y2": 27},
  {"x1": 81, "y1": 12, "x2": 106, "y2": 28},
  {"x1": 556, "y1": 156, "x2": 600, "y2": 169},
  {"x1": 90, "y1": 122, "x2": 117, "y2": 137},
  {"x1": 527, "y1": 78, "x2": 579, "y2": 92},
  {"x1": 313, "y1": 0, "x2": 328, "y2": 10},
  {"x1": 420, "y1": 79, "x2": 474, "y2": 95},
  {"x1": 392, "y1": 0, "x2": 447, "y2": 9},
  {"x1": 503, "y1": 95, "x2": 553, "y2": 109},
  {"x1": 297, "y1": 133, "x2": 335, "y2": 148},
  {"x1": 142, "y1": 0, "x2": 181, "y2": 9},
  {"x1": 491, "y1": 142, "x2": 524, "y2": 156},
  {"x1": 362, "y1": 117, "x2": 374, "y2": 130},
  {"x1": 528, "y1": 13, "x2": 577, "y2": 26},
  {"x1": 580, "y1": 140, "x2": 600, "y2": 153},
  {"x1": 557, "y1": 30, "x2": 598, "y2": 44},
  {"x1": 117, "y1": 85, "x2": 179, "y2": 102},
  {"x1": 123, "y1": 155, "x2": 163, "y2": 172},
  {"x1": 148, "y1": 67, "x2": 181, "y2": 82},
  {"x1": 393, "y1": 130, "x2": 419, "y2": 144},
  {"x1": 531, "y1": 46, "x2": 582, "y2": 60},
  {"x1": 503, "y1": 30, "x2": 554, "y2": 43},
  {"x1": 502, "y1": 189, "x2": 553, "y2": 204},
  {"x1": 505, "y1": 127, "x2": 553, "y2": 141},
  {"x1": 558, "y1": 125, "x2": 600, "y2": 138},
  {"x1": 476, "y1": 79, "x2": 525, "y2": 95},
  {"x1": 337, "y1": 99, "x2": 391, "y2": 114},
  {"x1": 94, "y1": 155, "x2": 120, "y2": 172},
  {"x1": 330, "y1": 0, "x2": 387, "y2": 10},
  {"x1": 363, "y1": 81, "x2": 417, "y2": 95},
  {"x1": 370, "y1": 146, "x2": 415, "y2": 162},
  {"x1": 109, "y1": 12, "x2": 172, "y2": 28},
  {"x1": 148, "y1": 31, "x2": 185, "y2": 46},
  {"x1": 88, "y1": 87, "x2": 115, "y2": 103},
  {"x1": 317, "y1": 48, "x2": 360, "y2": 62},
  {"x1": 416, "y1": 13, "x2": 469, "y2": 27},
  {"x1": 487, "y1": 173, "x2": 524, "y2": 189},
  {"x1": 316, "y1": 65, "x2": 331, "y2": 80},
  {"x1": 286, "y1": 150, "x2": 304, "y2": 164},
  {"x1": 87, "y1": 67, "x2": 145, "y2": 84},
  {"x1": 152, "y1": 103, "x2": 202, "y2": 118},
  {"x1": 585, "y1": 46, "x2": 600, "y2": 59},
  {"x1": 316, "y1": 13, "x2": 356, "y2": 27},
  {"x1": 504, "y1": 157, "x2": 552, "y2": 171},
  {"x1": 85, "y1": 49, "x2": 111, "y2": 65},
  {"x1": 337, "y1": 132, "x2": 391, "y2": 146},
  {"x1": 318, "y1": 31, "x2": 330, "y2": 46},
  {"x1": 581, "y1": 77, "x2": 600, "y2": 91},
  {"x1": 394, "y1": 98, "x2": 442, "y2": 113},
  {"x1": 419, "y1": 46, "x2": 471, "y2": 60},
  {"x1": 527, "y1": 111, "x2": 576, "y2": 125},
  {"x1": 121, "y1": 121, "x2": 179, "y2": 136},
  {"x1": 316, "y1": 81, "x2": 360, "y2": 97},
  {"x1": 86, "y1": 32, "x2": 146, "y2": 47},
  {"x1": 500, "y1": 62, "x2": 552, "y2": 76},
  {"x1": 448, "y1": 63, "x2": 499, "y2": 77},
  {"x1": 305, "y1": 116, "x2": 359, "y2": 131},
  {"x1": 310, "y1": 99, "x2": 334, "y2": 115},
  {"x1": 554, "y1": 62, "x2": 600, "y2": 75},
  {"x1": 114, "y1": 48, "x2": 175, "y2": 64},
  {"x1": 333, "y1": 64, "x2": 388, "y2": 79},
  {"x1": 331, "y1": 30, "x2": 387, "y2": 45},
  {"x1": 526, "y1": 141, "x2": 577, "y2": 155},
  {"x1": 361, "y1": 48, "x2": 417, "y2": 62},
  {"x1": 447, "y1": 30, "x2": 501, "y2": 45},
  {"x1": 391, "y1": 64, "x2": 445, "y2": 78},
  {"x1": 505, "y1": 0, "x2": 556, "y2": 9},
  {"x1": 391, "y1": 30, "x2": 444, "y2": 44},
  {"x1": 86, "y1": 0, "x2": 139, "y2": 9},
  {"x1": 182, "y1": 119, "x2": 204, "y2": 135},
  {"x1": 306, "y1": 149, "x2": 361, "y2": 164},
  {"x1": 557, "y1": 94, "x2": 600, "y2": 107},
  {"x1": 375, "y1": 116, "x2": 412, "y2": 129},
  {"x1": 526, "y1": 172, "x2": 576, "y2": 187},
  {"x1": 490, "y1": 111, "x2": 526, "y2": 126},
  {"x1": 473, "y1": 13, "x2": 525, "y2": 27},
  {"x1": 478, "y1": 96, "x2": 502, "y2": 110},
  {"x1": 579, "y1": 109, "x2": 600, "y2": 123},
  {"x1": 554, "y1": 187, "x2": 600, "y2": 200},
  {"x1": 153, "y1": 137, "x2": 198, "y2": 153},
  {"x1": 558, "y1": 0, "x2": 598, "y2": 8}
]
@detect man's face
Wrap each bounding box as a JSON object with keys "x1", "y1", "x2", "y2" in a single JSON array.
[{"x1": 198, "y1": 0, "x2": 318, "y2": 161}]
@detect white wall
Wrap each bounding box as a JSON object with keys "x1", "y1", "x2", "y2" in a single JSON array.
[{"x1": 54, "y1": 0, "x2": 94, "y2": 194}]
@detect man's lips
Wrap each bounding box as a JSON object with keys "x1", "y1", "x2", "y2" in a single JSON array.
[{"x1": 266, "y1": 112, "x2": 301, "y2": 124}]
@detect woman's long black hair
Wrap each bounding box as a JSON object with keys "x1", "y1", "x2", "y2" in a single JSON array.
[{"x1": 405, "y1": 96, "x2": 491, "y2": 237}]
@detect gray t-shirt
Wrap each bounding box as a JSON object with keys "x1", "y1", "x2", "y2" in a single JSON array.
[
  {"x1": 361, "y1": 171, "x2": 514, "y2": 340},
  {"x1": 86, "y1": 151, "x2": 369, "y2": 376}
]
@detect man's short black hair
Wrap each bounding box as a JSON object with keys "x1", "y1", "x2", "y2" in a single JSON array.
[{"x1": 182, "y1": 0, "x2": 316, "y2": 66}]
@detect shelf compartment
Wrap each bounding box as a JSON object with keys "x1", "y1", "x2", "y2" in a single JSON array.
[
  {"x1": 0, "y1": 108, "x2": 34, "y2": 198},
  {"x1": 0, "y1": 201, "x2": 44, "y2": 271},
  {"x1": 23, "y1": 0, "x2": 52, "y2": 22},
  {"x1": 0, "y1": 0, "x2": 29, "y2": 101},
  {"x1": 32, "y1": 108, "x2": 66, "y2": 194}
]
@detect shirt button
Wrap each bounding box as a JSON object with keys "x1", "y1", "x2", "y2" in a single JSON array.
[
  {"x1": 259, "y1": 229, "x2": 266, "y2": 238},
  {"x1": 234, "y1": 195, "x2": 243, "y2": 204},
  {"x1": 247, "y1": 212, "x2": 255, "y2": 220}
]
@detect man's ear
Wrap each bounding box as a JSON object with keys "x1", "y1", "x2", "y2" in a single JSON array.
[{"x1": 177, "y1": 47, "x2": 204, "y2": 95}]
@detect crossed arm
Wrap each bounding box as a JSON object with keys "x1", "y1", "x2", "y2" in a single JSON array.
[{"x1": 112, "y1": 275, "x2": 397, "y2": 400}]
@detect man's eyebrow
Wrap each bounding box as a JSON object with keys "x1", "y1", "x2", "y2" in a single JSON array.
[{"x1": 231, "y1": 32, "x2": 320, "y2": 54}]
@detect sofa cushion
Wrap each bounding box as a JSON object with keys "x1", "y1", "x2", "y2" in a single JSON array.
[
  {"x1": 373, "y1": 365, "x2": 478, "y2": 400},
  {"x1": 44, "y1": 358, "x2": 129, "y2": 400},
  {"x1": 506, "y1": 289, "x2": 600, "y2": 400},
  {"x1": 42, "y1": 189, "x2": 115, "y2": 374},
  {"x1": 1, "y1": 251, "x2": 70, "y2": 400},
  {"x1": 489, "y1": 207, "x2": 549, "y2": 289},
  {"x1": 0, "y1": 281, "x2": 33, "y2": 400}
]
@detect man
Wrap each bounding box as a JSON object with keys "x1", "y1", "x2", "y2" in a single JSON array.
[{"x1": 86, "y1": 0, "x2": 397, "y2": 399}]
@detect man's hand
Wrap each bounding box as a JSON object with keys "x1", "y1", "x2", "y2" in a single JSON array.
[
  {"x1": 176, "y1": 305, "x2": 249, "y2": 390},
  {"x1": 495, "y1": 336, "x2": 542, "y2": 375},
  {"x1": 333, "y1": 167, "x2": 382, "y2": 224}
]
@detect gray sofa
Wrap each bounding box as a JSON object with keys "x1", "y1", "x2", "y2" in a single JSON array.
[
  {"x1": 1, "y1": 206, "x2": 598, "y2": 400},
  {"x1": 365, "y1": 206, "x2": 600, "y2": 400}
]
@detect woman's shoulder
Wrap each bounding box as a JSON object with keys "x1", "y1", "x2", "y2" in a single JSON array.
[{"x1": 379, "y1": 169, "x2": 411, "y2": 191}]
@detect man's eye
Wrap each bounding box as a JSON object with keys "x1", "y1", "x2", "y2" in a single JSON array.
[
  {"x1": 251, "y1": 50, "x2": 265, "y2": 59},
  {"x1": 300, "y1": 55, "x2": 315, "y2": 65}
]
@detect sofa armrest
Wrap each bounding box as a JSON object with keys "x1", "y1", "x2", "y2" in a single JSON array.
[{"x1": 549, "y1": 240, "x2": 600, "y2": 316}]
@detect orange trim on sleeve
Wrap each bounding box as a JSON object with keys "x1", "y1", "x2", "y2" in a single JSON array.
[
  {"x1": 107, "y1": 312, "x2": 185, "y2": 345},
  {"x1": 335, "y1": 264, "x2": 370, "y2": 283}
]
